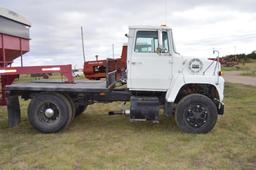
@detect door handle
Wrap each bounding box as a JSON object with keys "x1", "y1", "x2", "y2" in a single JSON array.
[
  {"x1": 169, "y1": 58, "x2": 173, "y2": 64},
  {"x1": 131, "y1": 61, "x2": 142, "y2": 65}
]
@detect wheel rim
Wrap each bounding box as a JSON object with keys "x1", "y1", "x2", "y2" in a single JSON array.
[
  {"x1": 38, "y1": 102, "x2": 60, "y2": 124},
  {"x1": 184, "y1": 104, "x2": 209, "y2": 128}
]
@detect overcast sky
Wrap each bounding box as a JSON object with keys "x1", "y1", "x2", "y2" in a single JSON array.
[{"x1": 1, "y1": 0, "x2": 256, "y2": 68}]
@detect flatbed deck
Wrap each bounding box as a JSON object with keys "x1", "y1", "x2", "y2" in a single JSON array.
[{"x1": 6, "y1": 80, "x2": 109, "y2": 93}]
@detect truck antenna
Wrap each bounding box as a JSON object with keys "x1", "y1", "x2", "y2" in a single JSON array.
[
  {"x1": 163, "y1": 0, "x2": 167, "y2": 25},
  {"x1": 81, "y1": 26, "x2": 86, "y2": 63}
]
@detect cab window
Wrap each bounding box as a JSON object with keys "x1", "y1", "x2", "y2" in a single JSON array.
[
  {"x1": 135, "y1": 31, "x2": 158, "y2": 53},
  {"x1": 134, "y1": 31, "x2": 169, "y2": 53}
]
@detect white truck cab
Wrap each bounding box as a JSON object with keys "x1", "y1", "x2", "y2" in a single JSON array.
[
  {"x1": 127, "y1": 25, "x2": 224, "y2": 101},
  {"x1": 127, "y1": 25, "x2": 224, "y2": 133}
]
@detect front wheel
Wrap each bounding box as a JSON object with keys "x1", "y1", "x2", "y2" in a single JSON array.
[{"x1": 175, "y1": 94, "x2": 218, "y2": 134}]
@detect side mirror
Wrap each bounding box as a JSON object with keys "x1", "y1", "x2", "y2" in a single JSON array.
[
  {"x1": 156, "y1": 47, "x2": 169, "y2": 55},
  {"x1": 156, "y1": 47, "x2": 162, "y2": 55},
  {"x1": 158, "y1": 30, "x2": 163, "y2": 50},
  {"x1": 213, "y1": 49, "x2": 220, "y2": 57},
  {"x1": 125, "y1": 34, "x2": 129, "y2": 38}
]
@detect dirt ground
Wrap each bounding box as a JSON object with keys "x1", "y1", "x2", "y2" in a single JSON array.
[{"x1": 223, "y1": 71, "x2": 256, "y2": 86}]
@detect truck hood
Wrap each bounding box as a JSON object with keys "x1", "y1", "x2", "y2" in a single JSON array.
[{"x1": 181, "y1": 56, "x2": 221, "y2": 76}]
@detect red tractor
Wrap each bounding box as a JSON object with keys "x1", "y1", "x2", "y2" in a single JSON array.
[{"x1": 83, "y1": 44, "x2": 127, "y2": 80}]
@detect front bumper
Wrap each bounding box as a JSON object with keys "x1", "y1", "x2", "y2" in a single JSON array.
[{"x1": 214, "y1": 98, "x2": 224, "y2": 115}]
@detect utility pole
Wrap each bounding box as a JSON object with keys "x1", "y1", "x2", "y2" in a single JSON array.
[
  {"x1": 81, "y1": 26, "x2": 86, "y2": 63},
  {"x1": 112, "y1": 43, "x2": 115, "y2": 59}
]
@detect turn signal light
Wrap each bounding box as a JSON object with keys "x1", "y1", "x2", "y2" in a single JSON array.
[{"x1": 218, "y1": 71, "x2": 223, "y2": 76}]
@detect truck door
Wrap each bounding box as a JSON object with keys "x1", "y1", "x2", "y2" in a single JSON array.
[{"x1": 128, "y1": 30, "x2": 172, "y2": 91}]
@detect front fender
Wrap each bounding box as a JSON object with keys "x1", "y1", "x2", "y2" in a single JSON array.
[{"x1": 166, "y1": 75, "x2": 224, "y2": 103}]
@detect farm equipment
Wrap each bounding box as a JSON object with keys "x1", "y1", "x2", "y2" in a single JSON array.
[
  {"x1": 1, "y1": 8, "x2": 225, "y2": 134},
  {"x1": 209, "y1": 57, "x2": 239, "y2": 67},
  {"x1": 0, "y1": 7, "x2": 73, "y2": 107},
  {"x1": 220, "y1": 57, "x2": 239, "y2": 67},
  {"x1": 84, "y1": 44, "x2": 127, "y2": 80}
]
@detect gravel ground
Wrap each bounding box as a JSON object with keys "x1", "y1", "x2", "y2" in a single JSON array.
[{"x1": 223, "y1": 71, "x2": 256, "y2": 86}]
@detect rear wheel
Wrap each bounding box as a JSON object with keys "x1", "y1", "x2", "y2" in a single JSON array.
[
  {"x1": 175, "y1": 94, "x2": 218, "y2": 134},
  {"x1": 75, "y1": 104, "x2": 87, "y2": 117},
  {"x1": 28, "y1": 93, "x2": 72, "y2": 133},
  {"x1": 64, "y1": 94, "x2": 76, "y2": 120}
]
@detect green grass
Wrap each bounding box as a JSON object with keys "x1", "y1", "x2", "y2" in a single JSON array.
[
  {"x1": 0, "y1": 83, "x2": 256, "y2": 169},
  {"x1": 222, "y1": 66, "x2": 240, "y2": 72},
  {"x1": 222, "y1": 59, "x2": 256, "y2": 77}
]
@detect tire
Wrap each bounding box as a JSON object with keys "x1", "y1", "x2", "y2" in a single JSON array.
[
  {"x1": 175, "y1": 94, "x2": 218, "y2": 134},
  {"x1": 64, "y1": 94, "x2": 76, "y2": 120},
  {"x1": 28, "y1": 93, "x2": 72, "y2": 133},
  {"x1": 54, "y1": 93, "x2": 73, "y2": 128},
  {"x1": 75, "y1": 104, "x2": 87, "y2": 117}
]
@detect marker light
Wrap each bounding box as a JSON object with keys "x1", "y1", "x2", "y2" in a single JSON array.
[
  {"x1": 0, "y1": 69, "x2": 17, "y2": 74},
  {"x1": 42, "y1": 67, "x2": 61, "y2": 71},
  {"x1": 218, "y1": 71, "x2": 223, "y2": 76}
]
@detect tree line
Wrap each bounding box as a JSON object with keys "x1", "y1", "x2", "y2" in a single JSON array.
[{"x1": 223, "y1": 51, "x2": 256, "y2": 61}]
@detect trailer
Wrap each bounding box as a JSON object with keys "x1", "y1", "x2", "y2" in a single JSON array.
[
  {"x1": 0, "y1": 7, "x2": 73, "y2": 106},
  {"x1": 1, "y1": 8, "x2": 225, "y2": 134}
]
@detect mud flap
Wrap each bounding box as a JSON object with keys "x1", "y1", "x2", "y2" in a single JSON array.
[{"x1": 7, "y1": 95, "x2": 21, "y2": 128}]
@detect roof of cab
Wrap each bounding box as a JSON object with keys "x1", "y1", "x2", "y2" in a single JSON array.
[
  {"x1": 0, "y1": 7, "x2": 31, "y2": 26},
  {"x1": 129, "y1": 25, "x2": 171, "y2": 30}
]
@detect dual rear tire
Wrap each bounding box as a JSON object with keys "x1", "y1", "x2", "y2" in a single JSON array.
[
  {"x1": 75, "y1": 104, "x2": 87, "y2": 117},
  {"x1": 28, "y1": 93, "x2": 87, "y2": 133}
]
